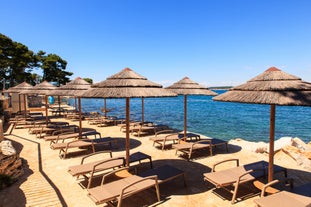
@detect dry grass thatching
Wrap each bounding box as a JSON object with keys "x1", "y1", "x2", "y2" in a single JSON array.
[
  {"x1": 6, "y1": 82, "x2": 33, "y2": 93},
  {"x1": 47, "y1": 77, "x2": 91, "y2": 96},
  {"x1": 166, "y1": 77, "x2": 217, "y2": 96},
  {"x1": 81, "y1": 68, "x2": 177, "y2": 98},
  {"x1": 20, "y1": 80, "x2": 57, "y2": 95},
  {"x1": 213, "y1": 67, "x2": 311, "y2": 106}
]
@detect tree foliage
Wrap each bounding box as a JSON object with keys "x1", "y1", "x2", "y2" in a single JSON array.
[
  {"x1": 36, "y1": 51, "x2": 73, "y2": 86},
  {"x1": 0, "y1": 34, "x2": 35, "y2": 86},
  {"x1": 83, "y1": 78, "x2": 93, "y2": 84},
  {"x1": 0, "y1": 33, "x2": 73, "y2": 87}
]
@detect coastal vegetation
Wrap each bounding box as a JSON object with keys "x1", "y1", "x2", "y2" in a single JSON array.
[{"x1": 0, "y1": 33, "x2": 73, "y2": 87}]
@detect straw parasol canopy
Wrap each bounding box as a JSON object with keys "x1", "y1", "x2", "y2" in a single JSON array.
[
  {"x1": 24, "y1": 80, "x2": 57, "y2": 95},
  {"x1": 6, "y1": 81, "x2": 33, "y2": 93},
  {"x1": 47, "y1": 77, "x2": 91, "y2": 97},
  {"x1": 85, "y1": 68, "x2": 176, "y2": 98},
  {"x1": 20, "y1": 80, "x2": 57, "y2": 124},
  {"x1": 6, "y1": 82, "x2": 33, "y2": 113},
  {"x1": 47, "y1": 77, "x2": 92, "y2": 137},
  {"x1": 166, "y1": 77, "x2": 218, "y2": 95},
  {"x1": 213, "y1": 66, "x2": 311, "y2": 182},
  {"x1": 80, "y1": 67, "x2": 177, "y2": 166},
  {"x1": 166, "y1": 77, "x2": 218, "y2": 138}
]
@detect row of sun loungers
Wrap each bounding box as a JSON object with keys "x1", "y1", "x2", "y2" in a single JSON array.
[
  {"x1": 67, "y1": 151, "x2": 186, "y2": 207},
  {"x1": 8, "y1": 115, "x2": 49, "y2": 134},
  {"x1": 65, "y1": 148, "x2": 308, "y2": 207},
  {"x1": 70, "y1": 153, "x2": 309, "y2": 207},
  {"x1": 119, "y1": 121, "x2": 170, "y2": 137},
  {"x1": 86, "y1": 164, "x2": 186, "y2": 206},
  {"x1": 9, "y1": 111, "x2": 309, "y2": 206},
  {"x1": 28, "y1": 122, "x2": 75, "y2": 138},
  {"x1": 149, "y1": 130, "x2": 229, "y2": 160}
]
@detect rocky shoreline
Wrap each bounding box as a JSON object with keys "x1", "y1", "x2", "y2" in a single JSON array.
[{"x1": 229, "y1": 137, "x2": 311, "y2": 171}]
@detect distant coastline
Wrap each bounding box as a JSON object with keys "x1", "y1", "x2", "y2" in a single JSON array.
[{"x1": 209, "y1": 86, "x2": 232, "y2": 90}]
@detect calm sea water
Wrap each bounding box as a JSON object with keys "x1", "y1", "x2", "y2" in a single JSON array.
[{"x1": 67, "y1": 90, "x2": 311, "y2": 143}]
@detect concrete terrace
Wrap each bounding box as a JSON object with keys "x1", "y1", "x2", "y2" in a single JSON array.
[{"x1": 1, "y1": 115, "x2": 310, "y2": 207}]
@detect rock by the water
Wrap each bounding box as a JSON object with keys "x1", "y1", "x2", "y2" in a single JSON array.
[
  {"x1": 0, "y1": 140, "x2": 16, "y2": 156},
  {"x1": 228, "y1": 138, "x2": 268, "y2": 153},
  {"x1": 229, "y1": 137, "x2": 311, "y2": 171},
  {"x1": 267, "y1": 137, "x2": 293, "y2": 153}
]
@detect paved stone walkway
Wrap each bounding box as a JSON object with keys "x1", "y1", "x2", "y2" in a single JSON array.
[
  {"x1": 0, "y1": 126, "x2": 63, "y2": 207},
  {"x1": 20, "y1": 173, "x2": 62, "y2": 207}
]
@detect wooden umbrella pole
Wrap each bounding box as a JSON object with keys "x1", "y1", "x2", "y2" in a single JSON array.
[
  {"x1": 184, "y1": 95, "x2": 187, "y2": 139},
  {"x1": 125, "y1": 98, "x2": 130, "y2": 167},
  {"x1": 78, "y1": 97, "x2": 82, "y2": 139},
  {"x1": 18, "y1": 94, "x2": 21, "y2": 112},
  {"x1": 58, "y1": 95, "x2": 61, "y2": 111},
  {"x1": 75, "y1": 97, "x2": 77, "y2": 112},
  {"x1": 23, "y1": 94, "x2": 27, "y2": 118},
  {"x1": 142, "y1": 97, "x2": 144, "y2": 124},
  {"x1": 45, "y1": 95, "x2": 49, "y2": 125},
  {"x1": 268, "y1": 104, "x2": 276, "y2": 182},
  {"x1": 104, "y1": 98, "x2": 107, "y2": 117}
]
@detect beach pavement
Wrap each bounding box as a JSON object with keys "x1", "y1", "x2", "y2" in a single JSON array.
[{"x1": 0, "y1": 116, "x2": 310, "y2": 207}]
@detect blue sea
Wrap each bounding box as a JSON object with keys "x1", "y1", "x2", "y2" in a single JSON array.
[{"x1": 67, "y1": 90, "x2": 311, "y2": 143}]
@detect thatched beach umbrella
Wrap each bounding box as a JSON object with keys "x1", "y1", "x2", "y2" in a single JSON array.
[
  {"x1": 166, "y1": 77, "x2": 217, "y2": 138},
  {"x1": 47, "y1": 77, "x2": 91, "y2": 137},
  {"x1": 20, "y1": 81, "x2": 57, "y2": 124},
  {"x1": 48, "y1": 77, "x2": 91, "y2": 97},
  {"x1": 80, "y1": 67, "x2": 177, "y2": 166},
  {"x1": 213, "y1": 67, "x2": 311, "y2": 182},
  {"x1": 6, "y1": 82, "x2": 33, "y2": 114}
]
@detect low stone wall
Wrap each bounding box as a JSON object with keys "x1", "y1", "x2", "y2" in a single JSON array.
[
  {"x1": 0, "y1": 154, "x2": 23, "y2": 179},
  {"x1": 0, "y1": 120, "x2": 3, "y2": 142}
]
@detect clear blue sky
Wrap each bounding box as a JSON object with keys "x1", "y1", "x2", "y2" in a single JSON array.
[{"x1": 1, "y1": 0, "x2": 311, "y2": 87}]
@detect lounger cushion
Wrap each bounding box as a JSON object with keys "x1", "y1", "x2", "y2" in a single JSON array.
[
  {"x1": 68, "y1": 158, "x2": 125, "y2": 177},
  {"x1": 254, "y1": 191, "x2": 311, "y2": 207},
  {"x1": 87, "y1": 175, "x2": 155, "y2": 204}
]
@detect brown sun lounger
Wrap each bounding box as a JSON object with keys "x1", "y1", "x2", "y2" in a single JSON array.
[
  {"x1": 130, "y1": 122, "x2": 156, "y2": 137},
  {"x1": 88, "y1": 174, "x2": 160, "y2": 207},
  {"x1": 149, "y1": 130, "x2": 180, "y2": 150},
  {"x1": 51, "y1": 139, "x2": 96, "y2": 159},
  {"x1": 44, "y1": 130, "x2": 101, "y2": 145},
  {"x1": 68, "y1": 151, "x2": 153, "y2": 186},
  {"x1": 87, "y1": 164, "x2": 185, "y2": 207},
  {"x1": 172, "y1": 138, "x2": 228, "y2": 159},
  {"x1": 138, "y1": 164, "x2": 186, "y2": 186},
  {"x1": 51, "y1": 137, "x2": 112, "y2": 159},
  {"x1": 203, "y1": 159, "x2": 287, "y2": 204},
  {"x1": 68, "y1": 153, "x2": 121, "y2": 177},
  {"x1": 35, "y1": 124, "x2": 78, "y2": 138},
  {"x1": 254, "y1": 190, "x2": 311, "y2": 207},
  {"x1": 68, "y1": 153, "x2": 126, "y2": 188},
  {"x1": 253, "y1": 180, "x2": 311, "y2": 207},
  {"x1": 45, "y1": 132, "x2": 80, "y2": 145}
]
